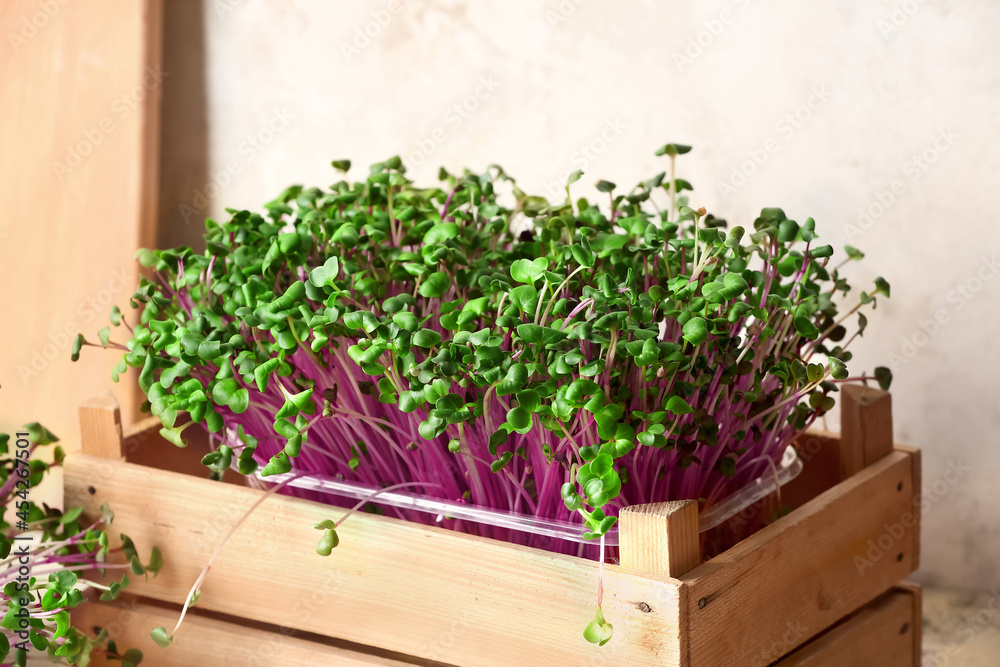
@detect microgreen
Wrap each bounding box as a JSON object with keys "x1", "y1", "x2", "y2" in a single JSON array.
[
  {"x1": 92, "y1": 145, "x2": 890, "y2": 544},
  {"x1": 0, "y1": 426, "x2": 158, "y2": 665},
  {"x1": 85, "y1": 145, "x2": 891, "y2": 646}
]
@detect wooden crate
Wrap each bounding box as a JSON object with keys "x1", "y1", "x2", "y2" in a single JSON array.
[{"x1": 66, "y1": 386, "x2": 921, "y2": 666}]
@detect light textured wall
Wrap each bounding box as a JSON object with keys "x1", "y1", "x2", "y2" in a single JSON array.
[{"x1": 158, "y1": 0, "x2": 1000, "y2": 590}]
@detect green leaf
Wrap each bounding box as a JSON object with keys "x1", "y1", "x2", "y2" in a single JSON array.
[
  {"x1": 254, "y1": 358, "x2": 280, "y2": 392},
  {"x1": 316, "y1": 528, "x2": 339, "y2": 556},
  {"x1": 412, "y1": 329, "x2": 442, "y2": 348},
  {"x1": 665, "y1": 395, "x2": 693, "y2": 414},
  {"x1": 343, "y1": 310, "x2": 379, "y2": 333},
  {"x1": 71, "y1": 333, "x2": 85, "y2": 362},
  {"x1": 515, "y1": 389, "x2": 540, "y2": 411},
  {"x1": 793, "y1": 314, "x2": 820, "y2": 340},
  {"x1": 423, "y1": 223, "x2": 459, "y2": 245},
  {"x1": 874, "y1": 276, "x2": 891, "y2": 298},
  {"x1": 571, "y1": 244, "x2": 594, "y2": 268},
  {"x1": 150, "y1": 627, "x2": 172, "y2": 648},
  {"x1": 720, "y1": 273, "x2": 749, "y2": 300},
  {"x1": 515, "y1": 323, "x2": 543, "y2": 344},
  {"x1": 497, "y1": 363, "x2": 528, "y2": 396},
  {"x1": 147, "y1": 546, "x2": 164, "y2": 575},
  {"x1": 681, "y1": 317, "x2": 708, "y2": 345},
  {"x1": 828, "y1": 357, "x2": 848, "y2": 380},
  {"x1": 844, "y1": 245, "x2": 865, "y2": 260},
  {"x1": 506, "y1": 407, "x2": 532, "y2": 434},
  {"x1": 583, "y1": 612, "x2": 614, "y2": 645},
  {"x1": 308, "y1": 256, "x2": 340, "y2": 287},
  {"x1": 875, "y1": 366, "x2": 893, "y2": 390},
  {"x1": 261, "y1": 452, "x2": 292, "y2": 476},
  {"x1": 510, "y1": 258, "x2": 547, "y2": 284},
  {"x1": 229, "y1": 388, "x2": 249, "y2": 414},
  {"x1": 655, "y1": 143, "x2": 692, "y2": 157},
  {"x1": 419, "y1": 272, "x2": 450, "y2": 298},
  {"x1": 159, "y1": 426, "x2": 188, "y2": 448},
  {"x1": 392, "y1": 311, "x2": 419, "y2": 331}
]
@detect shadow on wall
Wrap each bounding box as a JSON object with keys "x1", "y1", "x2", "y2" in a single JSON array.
[{"x1": 157, "y1": 0, "x2": 209, "y2": 252}]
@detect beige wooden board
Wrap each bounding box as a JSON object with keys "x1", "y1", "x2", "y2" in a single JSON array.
[
  {"x1": 682, "y1": 449, "x2": 919, "y2": 666},
  {"x1": 0, "y1": 0, "x2": 161, "y2": 441},
  {"x1": 776, "y1": 586, "x2": 920, "y2": 666},
  {"x1": 65, "y1": 454, "x2": 684, "y2": 666},
  {"x1": 75, "y1": 599, "x2": 413, "y2": 667}
]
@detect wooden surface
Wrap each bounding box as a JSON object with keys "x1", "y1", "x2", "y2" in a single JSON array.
[
  {"x1": 75, "y1": 598, "x2": 413, "y2": 667},
  {"x1": 782, "y1": 429, "x2": 843, "y2": 512},
  {"x1": 65, "y1": 396, "x2": 920, "y2": 665},
  {"x1": 839, "y1": 385, "x2": 894, "y2": 480},
  {"x1": 776, "y1": 585, "x2": 921, "y2": 666},
  {"x1": 0, "y1": 0, "x2": 161, "y2": 440},
  {"x1": 620, "y1": 500, "x2": 701, "y2": 578},
  {"x1": 80, "y1": 392, "x2": 125, "y2": 461},
  {"x1": 65, "y1": 453, "x2": 684, "y2": 666},
  {"x1": 896, "y1": 444, "x2": 923, "y2": 573},
  {"x1": 682, "y1": 448, "x2": 919, "y2": 666}
]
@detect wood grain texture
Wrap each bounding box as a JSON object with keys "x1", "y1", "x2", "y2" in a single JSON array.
[
  {"x1": 79, "y1": 391, "x2": 124, "y2": 461},
  {"x1": 783, "y1": 430, "x2": 843, "y2": 511},
  {"x1": 839, "y1": 384, "x2": 894, "y2": 481},
  {"x1": 0, "y1": 0, "x2": 161, "y2": 440},
  {"x1": 894, "y1": 580, "x2": 923, "y2": 665},
  {"x1": 620, "y1": 500, "x2": 701, "y2": 578},
  {"x1": 75, "y1": 599, "x2": 412, "y2": 667},
  {"x1": 65, "y1": 454, "x2": 683, "y2": 666},
  {"x1": 681, "y1": 449, "x2": 919, "y2": 667},
  {"x1": 775, "y1": 586, "x2": 920, "y2": 666},
  {"x1": 895, "y1": 444, "x2": 923, "y2": 573}
]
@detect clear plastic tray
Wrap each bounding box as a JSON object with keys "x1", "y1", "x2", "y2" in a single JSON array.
[{"x1": 254, "y1": 446, "x2": 802, "y2": 546}]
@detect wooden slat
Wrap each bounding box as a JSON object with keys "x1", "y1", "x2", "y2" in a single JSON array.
[
  {"x1": 776, "y1": 585, "x2": 921, "y2": 666},
  {"x1": 65, "y1": 454, "x2": 684, "y2": 666},
  {"x1": 895, "y1": 445, "x2": 922, "y2": 573},
  {"x1": 80, "y1": 392, "x2": 125, "y2": 461},
  {"x1": 839, "y1": 384, "x2": 894, "y2": 480},
  {"x1": 74, "y1": 599, "x2": 412, "y2": 666},
  {"x1": 895, "y1": 577, "x2": 924, "y2": 663},
  {"x1": 620, "y1": 500, "x2": 701, "y2": 578},
  {"x1": 682, "y1": 449, "x2": 919, "y2": 667},
  {"x1": 120, "y1": 415, "x2": 242, "y2": 482},
  {"x1": 0, "y1": 0, "x2": 162, "y2": 439},
  {"x1": 783, "y1": 431, "x2": 843, "y2": 511}
]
